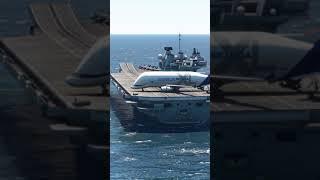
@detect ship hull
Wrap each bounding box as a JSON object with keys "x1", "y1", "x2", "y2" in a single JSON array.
[{"x1": 111, "y1": 83, "x2": 209, "y2": 132}]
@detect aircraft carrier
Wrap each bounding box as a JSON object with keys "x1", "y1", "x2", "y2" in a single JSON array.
[
  {"x1": 0, "y1": 2, "x2": 108, "y2": 179},
  {"x1": 212, "y1": 81, "x2": 320, "y2": 180},
  {"x1": 211, "y1": 1, "x2": 320, "y2": 179},
  {"x1": 111, "y1": 63, "x2": 210, "y2": 128},
  {"x1": 110, "y1": 34, "x2": 210, "y2": 128}
]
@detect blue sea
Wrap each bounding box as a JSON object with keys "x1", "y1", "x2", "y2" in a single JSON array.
[{"x1": 110, "y1": 35, "x2": 210, "y2": 179}]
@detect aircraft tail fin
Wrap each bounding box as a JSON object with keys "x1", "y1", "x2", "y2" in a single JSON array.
[
  {"x1": 198, "y1": 75, "x2": 210, "y2": 87},
  {"x1": 282, "y1": 40, "x2": 320, "y2": 80},
  {"x1": 65, "y1": 36, "x2": 109, "y2": 87}
]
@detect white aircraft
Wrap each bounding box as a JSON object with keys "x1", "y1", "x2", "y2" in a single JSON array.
[
  {"x1": 131, "y1": 71, "x2": 210, "y2": 92},
  {"x1": 212, "y1": 32, "x2": 320, "y2": 95},
  {"x1": 65, "y1": 36, "x2": 109, "y2": 91}
]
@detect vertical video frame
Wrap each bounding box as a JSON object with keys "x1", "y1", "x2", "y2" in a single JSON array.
[{"x1": 110, "y1": 0, "x2": 210, "y2": 179}]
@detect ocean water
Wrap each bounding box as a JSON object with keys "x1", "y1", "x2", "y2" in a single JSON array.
[{"x1": 110, "y1": 35, "x2": 210, "y2": 179}]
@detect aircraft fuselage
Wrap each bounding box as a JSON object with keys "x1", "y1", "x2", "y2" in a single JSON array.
[{"x1": 131, "y1": 71, "x2": 208, "y2": 89}]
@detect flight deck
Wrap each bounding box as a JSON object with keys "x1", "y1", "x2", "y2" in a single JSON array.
[
  {"x1": 0, "y1": 1, "x2": 108, "y2": 160},
  {"x1": 212, "y1": 81, "x2": 320, "y2": 180},
  {"x1": 213, "y1": 82, "x2": 320, "y2": 111},
  {"x1": 111, "y1": 63, "x2": 210, "y2": 125},
  {"x1": 0, "y1": 3, "x2": 108, "y2": 114},
  {"x1": 111, "y1": 63, "x2": 209, "y2": 101}
]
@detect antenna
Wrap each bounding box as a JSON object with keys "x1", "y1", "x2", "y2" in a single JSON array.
[{"x1": 178, "y1": 33, "x2": 181, "y2": 52}]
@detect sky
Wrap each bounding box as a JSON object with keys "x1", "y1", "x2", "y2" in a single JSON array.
[{"x1": 110, "y1": 0, "x2": 210, "y2": 34}]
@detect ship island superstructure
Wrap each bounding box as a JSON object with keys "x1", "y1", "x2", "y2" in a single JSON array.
[{"x1": 139, "y1": 34, "x2": 207, "y2": 72}]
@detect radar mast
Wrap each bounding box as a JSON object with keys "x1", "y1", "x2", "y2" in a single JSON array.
[{"x1": 178, "y1": 33, "x2": 181, "y2": 53}]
